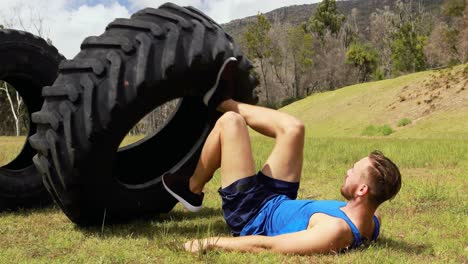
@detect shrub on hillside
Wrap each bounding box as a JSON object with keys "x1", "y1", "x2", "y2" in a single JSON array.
[
  {"x1": 361, "y1": 124, "x2": 394, "y2": 136},
  {"x1": 398, "y1": 118, "x2": 412, "y2": 127}
]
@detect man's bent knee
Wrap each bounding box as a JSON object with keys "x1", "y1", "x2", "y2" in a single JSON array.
[
  {"x1": 218, "y1": 111, "x2": 247, "y2": 130},
  {"x1": 283, "y1": 120, "x2": 305, "y2": 138}
]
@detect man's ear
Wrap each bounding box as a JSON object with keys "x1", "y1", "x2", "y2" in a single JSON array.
[{"x1": 356, "y1": 184, "x2": 369, "y2": 197}]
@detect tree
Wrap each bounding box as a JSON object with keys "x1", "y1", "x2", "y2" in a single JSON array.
[
  {"x1": 243, "y1": 13, "x2": 274, "y2": 105},
  {"x1": 340, "y1": 8, "x2": 360, "y2": 49},
  {"x1": 391, "y1": 22, "x2": 428, "y2": 72},
  {"x1": 346, "y1": 42, "x2": 378, "y2": 82},
  {"x1": 268, "y1": 23, "x2": 292, "y2": 98},
  {"x1": 425, "y1": 22, "x2": 453, "y2": 67},
  {"x1": 128, "y1": 99, "x2": 179, "y2": 136},
  {"x1": 390, "y1": 0, "x2": 430, "y2": 73},
  {"x1": 457, "y1": 4, "x2": 468, "y2": 63},
  {"x1": 1, "y1": 4, "x2": 51, "y2": 39},
  {"x1": 0, "y1": 82, "x2": 24, "y2": 136},
  {"x1": 442, "y1": 0, "x2": 465, "y2": 17},
  {"x1": 370, "y1": 1, "x2": 433, "y2": 75},
  {"x1": 288, "y1": 25, "x2": 314, "y2": 98},
  {"x1": 308, "y1": 0, "x2": 345, "y2": 39},
  {"x1": 433, "y1": 0, "x2": 468, "y2": 65},
  {"x1": 309, "y1": 31, "x2": 359, "y2": 92},
  {"x1": 0, "y1": 5, "x2": 53, "y2": 136},
  {"x1": 370, "y1": 6, "x2": 395, "y2": 77}
]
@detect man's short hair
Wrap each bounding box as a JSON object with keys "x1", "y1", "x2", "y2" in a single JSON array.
[{"x1": 366, "y1": 150, "x2": 402, "y2": 206}]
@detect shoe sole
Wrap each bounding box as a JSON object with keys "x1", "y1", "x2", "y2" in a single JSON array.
[
  {"x1": 162, "y1": 175, "x2": 202, "y2": 213},
  {"x1": 203, "y1": 56, "x2": 238, "y2": 106}
]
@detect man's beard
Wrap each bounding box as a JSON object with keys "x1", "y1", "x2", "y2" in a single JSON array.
[{"x1": 340, "y1": 184, "x2": 354, "y2": 201}]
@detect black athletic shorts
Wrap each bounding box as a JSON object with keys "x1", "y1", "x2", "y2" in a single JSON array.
[{"x1": 217, "y1": 171, "x2": 299, "y2": 236}]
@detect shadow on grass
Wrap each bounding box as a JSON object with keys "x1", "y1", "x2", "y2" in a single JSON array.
[
  {"x1": 0, "y1": 204, "x2": 59, "y2": 216},
  {"x1": 0, "y1": 203, "x2": 228, "y2": 240},
  {"x1": 158, "y1": 207, "x2": 224, "y2": 221},
  {"x1": 374, "y1": 237, "x2": 430, "y2": 254},
  {"x1": 75, "y1": 207, "x2": 230, "y2": 239}
]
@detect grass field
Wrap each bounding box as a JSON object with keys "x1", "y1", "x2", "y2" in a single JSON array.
[{"x1": 0, "y1": 65, "x2": 467, "y2": 263}]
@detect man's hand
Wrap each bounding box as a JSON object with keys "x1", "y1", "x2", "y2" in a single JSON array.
[{"x1": 184, "y1": 239, "x2": 203, "y2": 253}]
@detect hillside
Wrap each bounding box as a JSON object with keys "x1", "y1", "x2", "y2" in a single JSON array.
[
  {"x1": 277, "y1": 64, "x2": 468, "y2": 139},
  {"x1": 222, "y1": 0, "x2": 444, "y2": 39}
]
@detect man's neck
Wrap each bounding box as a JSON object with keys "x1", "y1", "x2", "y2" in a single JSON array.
[{"x1": 341, "y1": 200, "x2": 377, "y2": 224}]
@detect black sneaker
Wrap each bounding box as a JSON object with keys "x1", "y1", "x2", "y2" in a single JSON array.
[
  {"x1": 162, "y1": 173, "x2": 204, "y2": 212},
  {"x1": 203, "y1": 57, "x2": 237, "y2": 109}
]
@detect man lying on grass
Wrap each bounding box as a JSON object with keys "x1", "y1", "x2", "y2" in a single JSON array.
[{"x1": 162, "y1": 58, "x2": 402, "y2": 255}]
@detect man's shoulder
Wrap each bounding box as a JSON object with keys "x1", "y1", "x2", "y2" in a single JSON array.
[
  {"x1": 325, "y1": 215, "x2": 351, "y2": 232},
  {"x1": 309, "y1": 213, "x2": 352, "y2": 233},
  {"x1": 302, "y1": 214, "x2": 354, "y2": 251}
]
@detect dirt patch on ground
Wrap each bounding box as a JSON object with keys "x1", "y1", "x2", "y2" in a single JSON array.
[{"x1": 386, "y1": 65, "x2": 468, "y2": 125}]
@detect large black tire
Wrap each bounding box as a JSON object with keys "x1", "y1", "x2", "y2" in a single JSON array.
[
  {"x1": 0, "y1": 29, "x2": 64, "y2": 210},
  {"x1": 30, "y1": 3, "x2": 258, "y2": 225}
]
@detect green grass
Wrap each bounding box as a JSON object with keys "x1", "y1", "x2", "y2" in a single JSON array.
[
  {"x1": 0, "y1": 136, "x2": 27, "y2": 167},
  {"x1": 0, "y1": 136, "x2": 467, "y2": 263},
  {"x1": 0, "y1": 65, "x2": 467, "y2": 262}
]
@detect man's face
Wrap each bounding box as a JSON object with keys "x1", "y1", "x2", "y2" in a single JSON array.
[{"x1": 340, "y1": 157, "x2": 372, "y2": 201}]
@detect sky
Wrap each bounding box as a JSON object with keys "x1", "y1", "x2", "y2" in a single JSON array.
[{"x1": 0, "y1": 0, "x2": 320, "y2": 58}]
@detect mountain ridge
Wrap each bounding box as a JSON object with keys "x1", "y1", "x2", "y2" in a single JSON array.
[{"x1": 221, "y1": 0, "x2": 444, "y2": 39}]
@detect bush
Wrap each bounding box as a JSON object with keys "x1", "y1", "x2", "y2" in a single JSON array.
[
  {"x1": 398, "y1": 118, "x2": 412, "y2": 127},
  {"x1": 380, "y1": 124, "x2": 394, "y2": 135},
  {"x1": 371, "y1": 67, "x2": 385, "y2": 81},
  {"x1": 361, "y1": 124, "x2": 394, "y2": 136},
  {"x1": 361, "y1": 125, "x2": 378, "y2": 136}
]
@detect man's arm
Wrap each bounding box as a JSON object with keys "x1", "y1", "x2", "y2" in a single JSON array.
[{"x1": 184, "y1": 221, "x2": 353, "y2": 255}]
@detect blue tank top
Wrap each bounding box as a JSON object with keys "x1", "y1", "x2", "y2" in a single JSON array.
[{"x1": 240, "y1": 195, "x2": 380, "y2": 248}]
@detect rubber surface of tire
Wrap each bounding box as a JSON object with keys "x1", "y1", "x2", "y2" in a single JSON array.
[
  {"x1": 0, "y1": 29, "x2": 64, "y2": 210},
  {"x1": 30, "y1": 3, "x2": 258, "y2": 225}
]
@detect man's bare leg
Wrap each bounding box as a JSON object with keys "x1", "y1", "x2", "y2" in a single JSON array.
[
  {"x1": 217, "y1": 99, "x2": 305, "y2": 183},
  {"x1": 189, "y1": 98, "x2": 305, "y2": 193},
  {"x1": 163, "y1": 106, "x2": 256, "y2": 211},
  {"x1": 167, "y1": 98, "x2": 304, "y2": 208},
  {"x1": 188, "y1": 111, "x2": 256, "y2": 194}
]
